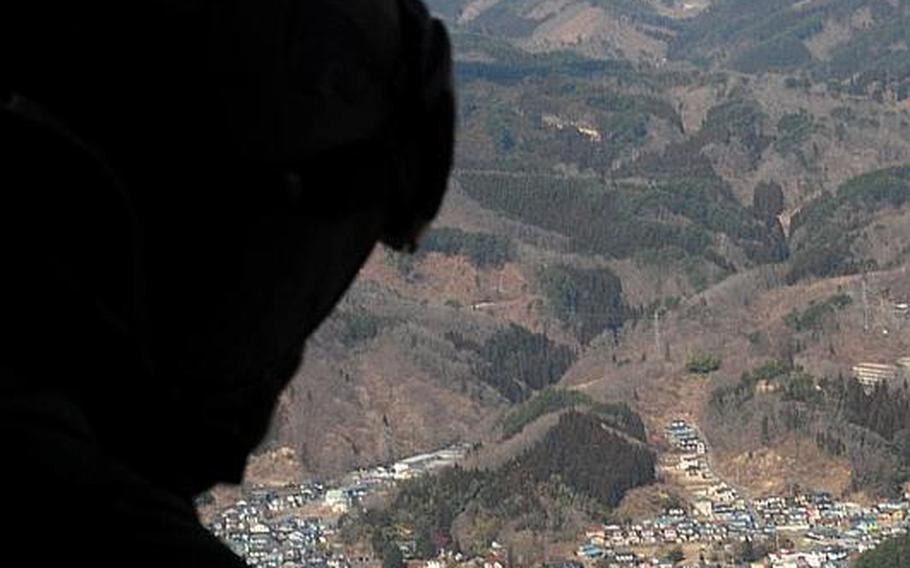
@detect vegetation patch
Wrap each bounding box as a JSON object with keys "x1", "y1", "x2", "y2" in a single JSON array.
[
  {"x1": 709, "y1": 359, "x2": 910, "y2": 496},
  {"x1": 538, "y1": 265, "x2": 627, "y2": 344},
  {"x1": 458, "y1": 172, "x2": 781, "y2": 269},
  {"x1": 775, "y1": 110, "x2": 814, "y2": 155},
  {"x1": 448, "y1": 325, "x2": 576, "y2": 403},
  {"x1": 337, "y1": 312, "x2": 390, "y2": 347},
  {"x1": 419, "y1": 227, "x2": 514, "y2": 269},
  {"x1": 501, "y1": 388, "x2": 646, "y2": 441},
  {"x1": 783, "y1": 294, "x2": 852, "y2": 332},
  {"x1": 701, "y1": 98, "x2": 771, "y2": 162},
  {"x1": 363, "y1": 411, "x2": 655, "y2": 561},
  {"x1": 501, "y1": 388, "x2": 591, "y2": 439},
  {"x1": 709, "y1": 360, "x2": 791, "y2": 412},
  {"x1": 453, "y1": 40, "x2": 637, "y2": 86},
  {"x1": 820, "y1": 12, "x2": 910, "y2": 97},
  {"x1": 731, "y1": 36, "x2": 812, "y2": 74},
  {"x1": 788, "y1": 167, "x2": 910, "y2": 282},
  {"x1": 685, "y1": 353, "x2": 722, "y2": 375}
]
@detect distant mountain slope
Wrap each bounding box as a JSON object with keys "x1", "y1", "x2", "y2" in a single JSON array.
[
  {"x1": 428, "y1": 0, "x2": 681, "y2": 61},
  {"x1": 362, "y1": 408, "x2": 655, "y2": 563},
  {"x1": 670, "y1": 0, "x2": 910, "y2": 84},
  {"x1": 788, "y1": 166, "x2": 910, "y2": 282},
  {"x1": 253, "y1": 0, "x2": 910, "y2": 514}
]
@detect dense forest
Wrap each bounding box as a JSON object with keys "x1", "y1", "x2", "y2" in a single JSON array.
[
  {"x1": 789, "y1": 167, "x2": 910, "y2": 282},
  {"x1": 458, "y1": 171, "x2": 784, "y2": 271},
  {"x1": 538, "y1": 265, "x2": 626, "y2": 344},
  {"x1": 459, "y1": 77, "x2": 682, "y2": 175},
  {"x1": 336, "y1": 311, "x2": 395, "y2": 348},
  {"x1": 446, "y1": 324, "x2": 576, "y2": 403},
  {"x1": 513, "y1": 411, "x2": 654, "y2": 506},
  {"x1": 419, "y1": 227, "x2": 514, "y2": 269},
  {"x1": 364, "y1": 410, "x2": 655, "y2": 563},
  {"x1": 669, "y1": 0, "x2": 908, "y2": 78},
  {"x1": 500, "y1": 387, "x2": 646, "y2": 441}
]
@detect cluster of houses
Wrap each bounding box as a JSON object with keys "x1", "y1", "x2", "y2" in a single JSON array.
[
  {"x1": 205, "y1": 425, "x2": 910, "y2": 568},
  {"x1": 753, "y1": 494, "x2": 908, "y2": 566},
  {"x1": 208, "y1": 483, "x2": 363, "y2": 568},
  {"x1": 568, "y1": 419, "x2": 910, "y2": 567},
  {"x1": 573, "y1": 494, "x2": 909, "y2": 567},
  {"x1": 576, "y1": 506, "x2": 755, "y2": 565},
  {"x1": 664, "y1": 421, "x2": 742, "y2": 512},
  {"x1": 665, "y1": 420, "x2": 707, "y2": 456},
  {"x1": 324, "y1": 444, "x2": 472, "y2": 514},
  {"x1": 206, "y1": 445, "x2": 471, "y2": 567}
]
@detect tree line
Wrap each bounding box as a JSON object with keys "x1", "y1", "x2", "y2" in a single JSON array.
[
  {"x1": 446, "y1": 324, "x2": 576, "y2": 403},
  {"x1": 364, "y1": 409, "x2": 655, "y2": 562},
  {"x1": 708, "y1": 360, "x2": 910, "y2": 496}
]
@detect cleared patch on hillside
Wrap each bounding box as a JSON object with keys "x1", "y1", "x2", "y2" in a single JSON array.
[
  {"x1": 359, "y1": 248, "x2": 547, "y2": 335},
  {"x1": 272, "y1": 332, "x2": 502, "y2": 477},
  {"x1": 458, "y1": 0, "x2": 504, "y2": 25},
  {"x1": 518, "y1": 3, "x2": 667, "y2": 61},
  {"x1": 712, "y1": 437, "x2": 853, "y2": 497}
]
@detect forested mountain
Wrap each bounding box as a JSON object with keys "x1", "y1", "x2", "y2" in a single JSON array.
[
  {"x1": 360, "y1": 408, "x2": 655, "y2": 565},
  {"x1": 670, "y1": 0, "x2": 910, "y2": 90},
  {"x1": 262, "y1": 0, "x2": 910, "y2": 484},
  {"x1": 425, "y1": 0, "x2": 681, "y2": 62}
]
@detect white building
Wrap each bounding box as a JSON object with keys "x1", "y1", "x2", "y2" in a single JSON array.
[
  {"x1": 324, "y1": 489, "x2": 350, "y2": 513},
  {"x1": 853, "y1": 362, "x2": 897, "y2": 392}
]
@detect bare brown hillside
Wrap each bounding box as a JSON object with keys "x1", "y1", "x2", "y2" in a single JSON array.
[
  {"x1": 359, "y1": 249, "x2": 545, "y2": 334},
  {"x1": 552, "y1": 266, "x2": 910, "y2": 498},
  {"x1": 517, "y1": 2, "x2": 668, "y2": 61},
  {"x1": 244, "y1": 0, "x2": 910, "y2": 520},
  {"x1": 272, "y1": 329, "x2": 503, "y2": 478}
]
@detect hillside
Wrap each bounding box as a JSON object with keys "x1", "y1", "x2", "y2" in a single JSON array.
[
  {"x1": 251, "y1": 0, "x2": 910, "y2": 480},
  {"x1": 237, "y1": 2, "x2": 910, "y2": 564},
  {"x1": 426, "y1": 0, "x2": 686, "y2": 62},
  {"x1": 669, "y1": 0, "x2": 910, "y2": 90},
  {"x1": 360, "y1": 408, "x2": 655, "y2": 566}
]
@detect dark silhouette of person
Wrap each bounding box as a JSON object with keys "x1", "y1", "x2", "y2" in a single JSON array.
[{"x1": 0, "y1": 1, "x2": 453, "y2": 565}]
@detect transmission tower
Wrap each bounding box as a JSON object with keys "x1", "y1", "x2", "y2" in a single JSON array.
[
  {"x1": 654, "y1": 308, "x2": 662, "y2": 358},
  {"x1": 862, "y1": 274, "x2": 870, "y2": 333}
]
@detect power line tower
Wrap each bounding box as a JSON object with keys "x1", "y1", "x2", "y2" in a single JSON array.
[
  {"x1": 862, "y1": 274, "x2": 870, "y2": 333},
  {"x1": 654, "y1": 308, "x2": 662, "y2": 358}
]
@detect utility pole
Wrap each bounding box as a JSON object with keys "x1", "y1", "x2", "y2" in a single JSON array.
[
  {"x1": 654, "y1": 308, "x2": 662, "y2": 360},
  {"x1": 862, "y1": 274, "x2": 870, "y2": 333}
]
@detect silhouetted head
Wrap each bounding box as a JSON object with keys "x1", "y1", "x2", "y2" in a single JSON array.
[{"x1": 0, "y1": 1, "x2": 453, "y2": 496}]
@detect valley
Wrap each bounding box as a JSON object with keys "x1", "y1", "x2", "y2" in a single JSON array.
[{"x1": 208, "y1": 1, "x2": 910, "y2": 566}]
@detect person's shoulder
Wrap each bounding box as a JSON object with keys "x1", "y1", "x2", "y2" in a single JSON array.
[
  {"x1": 102, "y1": 462, "x2": 249, "y2": 567},
  {"x1": 0, "y1": 389, "x2": 246, "y2": 567}
]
